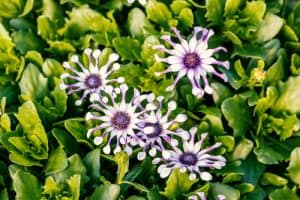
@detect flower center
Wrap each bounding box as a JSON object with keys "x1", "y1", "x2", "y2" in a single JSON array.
[
  {"x1": 145, "y1": 122, "x2": 163, "y2": 138},
  {"x1": 85, "y1": 74, "x2": 102, "y2": 89},
  {"x1": 179, "y1": 152, "x2": 198, "y2": 166},
  {"x1": 111, "y1": 111, "x2": 131, "y2": 130},
  {"x1": 183, "y1": 53, "x2": 201, "y2": 69}
]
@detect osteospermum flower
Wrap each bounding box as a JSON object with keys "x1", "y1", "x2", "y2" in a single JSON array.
[
  {"x1": 188, "y1": 192, "x2": 226, "y2": 200},
  {"x1": 153, "y1": 127, "x2": 226, "y2": 181},
  {"x1": 86, "y1": 84, "x2": 156, "y2": 155},
  {"x1": 60, "y1": 48, "x2": 124, "y2": 105},
  {"x1": 154, "y1": 27, "x2": 230, "y2": 98},
  {"x1": 135, "y1": 96, "x2": 189, "y2": 160},
  {"x1": 127, "y1": 0, "x2": 146, "y2": 5}
]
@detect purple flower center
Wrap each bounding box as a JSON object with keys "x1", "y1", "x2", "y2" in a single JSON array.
[
  {"x1": 183, "y1": 53, "x2": 201, "y2": 69},
  {"x1": 85, "y1": 74, "x2": 102, "y2": 89},
  {"x1": 179, "y1": 152, "x2": 198, "y2": 166},
  {"x1": 111, "y1": 111, "x2": 131, "y2": 130},
  {"x1": 145, "y1": 122, "x2": 163, "y2": 138}
]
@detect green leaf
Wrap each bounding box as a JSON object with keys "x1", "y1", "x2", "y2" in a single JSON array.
[
  {"x1": 113, "y1": 37, "x2": 142, "y2": 61},
  {"x1": 178, "y1": 8, "x2": 194, "y2": 28},
  {"x1": 141, "y1": 35, "x2": 161, "y2": 66},
  {"x1": 290, "y1": 53, "x2": 300, "y2": 75},
  {"x1": 241, "y1": 1, "x2": 266, "y2": 25},
  {"x1": 52, "y1": 128, "x2": 82, "y2": 155},
  {"x1": 89, "y1": 184, "x2": 120, "y2": 200},
  {"x1": 83, "y1": 148, "x2": 101, "y2": 184},
  {"x1": 12, "y1": 31, "x2": 46, "y2": 55},
  {"x1": 127, "y1": 8, "x2": 155, "y2": 39},
  {"x1": 273, "y1": 76, "x2": 300, "y2": 113},
  {"x1": 260, "y1": 172, "x2": 288, "y2": 187},
  {"x1": 62, "y1": 5, "x2": 118, "y2": 39},
  {"x1": 287, "y1": 147, "x2": 300, "y2": 186},
  {"x1": 9, "y1": 166, "x2": 43, "y2": 200},
  {"x1": 18, "y1": 0, "x2": 34, "y2": 17},
  {"x1": 269, "y1": 186, "x2": 300, "y2": 200},
  {"x1": 146, "y1": 0, "x2": 172, "y2": 27},
  {"x1": 205, "y1": 0, "x2": 225, "y2": 25},
  {"x1": 15, "y1": 101, "x2": 48, "y2": 150},
  {"x1": 170, "y1": 0, "x2": 190, "y2": 15},
  {"x1": 64, "y1": 119, "x2": 92, "y2": 147},
  {"x1": 46, "y1": 147, "x2": 68, "y2": 174},
  {"x1": 231, "y1": 138, "x2": 253, "y2": 160},
  {"x1": 46, "y1": 41, "x2": 76, "y2": 56},
  {"x1": 162, "y1": 168, "x2": 197, "y2": 200},
  {"x1": 0, "y1": 23, "x2": 14, "y2": 53},
  {"x1": 115, "y1": 152, "x2": 129, "y2": 184},
  {"x1": 240, "y1": 154, "x2": 266, "y2": 185},
  {"x1": 221, "y1": 95, "x2": 251, "y2": 137},
  {"x1": 19, "y1": 63, "x2": 48, "y2": 101},
  {"x1": 0, "y1": 0, "x2": 26, "y2": 18},
  {"x1": 66, "y1": 175, "x2": 81, "y2": 200},
  {"x1": 210, "y1": 183, "x2": 240, "y2": 200},
  {"x1": 224, "y1": 0, "x2": 244, "y2": 17},
  {"x1": 255, "y1": 12, "x2": 284, "y2": 43}
]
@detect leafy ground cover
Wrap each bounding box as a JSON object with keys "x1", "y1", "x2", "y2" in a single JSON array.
[{"x1": 0, "y1": 0, "x2": 300, "y2": 199}]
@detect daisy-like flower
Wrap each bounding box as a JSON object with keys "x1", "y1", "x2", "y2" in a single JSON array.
[
  {"x1": 188, "y1": 192, "x2": 226, "y2": 200},
  {"x1": 127, "y1": 0, "x2": 146, "y2": 5},
  {"x1": 154, "y1": 27, "x2": 230, "y2": 98},
  {"x1": 153, "y1": 127, "x2": 226, "y2": 181},
  {"x1": 86, "y1": 84, "x2": 156, "y2": 155},
  {"x1": 135, "y1": 96, "x2": 189, "y2": 161},
  {"x1": 60, "y1": 48, "x2": 124, "y2": 105}
]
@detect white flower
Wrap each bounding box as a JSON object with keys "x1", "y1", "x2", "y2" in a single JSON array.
[
  {"x1": 154, "y1": 26, "x2": 230, "y2": 98},
  {"x1": 60, "y1": 48, "x2": 124, "y2": 105},
  {"x1": 127, "y1": 0, "x2": 146, "y2": 5},
  {"x1": 188, "y1": 192, "x2": 226, "y2": 200},
  {"x1": 135, "y1": 96, "x2": 189, "y2": 161},
  {"x1": 153, "y1": 127, "x2": 226, "y2": 181},
  {"x1": 86, "y1": 84, "x2": 156, "y2": 155}
]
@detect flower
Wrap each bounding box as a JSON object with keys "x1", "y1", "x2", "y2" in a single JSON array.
[
  {"x1": 60, "y1": 48, "x2": 124, "y2": 105},
  {"x1": 135, "y1": 96, "x2": 189, "y2": 160},
  {"x1": 154, "y1": 27, "x2": 230, "y2": 98},
  {"x1": 85, "y1": 84, "x2": 156, "y2": 155},
  {"x1": 153, "y1": 127, "x2": 226, "y2": 181},
  {"x1": 127, "y1": 0, "x2": 146, "y2": 5},
  {"x1": 188, "y1": 192, "x2": 226, "y2": 200}
]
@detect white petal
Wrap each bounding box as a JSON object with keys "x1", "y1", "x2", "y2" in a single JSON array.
[
  {"x1": 162, "y1": 150, "x2": 171, "y2": 159},
  {"x1": 159, "y1": 166, "x2": 172, "y2": 178},
  {"x1": 144, "y1": 126, "x2": 155, "y2": 134},
  {"x1": 94, "y1": 137, "x2": 103, "y2": 145},
  {"x1": 112, "y1": 63, "x2": 120, "y2": 70},
  {"x1": 149, "y1": 148, "x2": 157, "y2": 157},
  {"x1": 90, "y1": 93, "x2": 100, "y2": 102},
  {"x1": 168, "y1": 101, "x2": 177, "y2": 111},
  {"x1": 103, "y1": 145, "x2": 111, "y2": 154},
  {"x1": 85, "y1": 112, "x2": 94, "y2": 121},
  {"x1": 189, "y1": 173, "x2": 197, "y2": 180},
  {"x1": 137, "y1": 152, "x2": 146, "y2": 160},
  {"x1": 171, "y1": 139, "x2": 179, "y2": 146},
  {"x1": 113, "y1": 146, "x2": 122, "y2": 154},
  {"x1": 152, "y1": 158, "x2": 161, "y2": 164},
  {"x1": 175, "y1": 114, "x2": 187, "y2": 122},
  {"x1": 200, "y1": 172, "x2": 212, "y2": 181},
  {"x1": 71, "y1": 55, "x2": 79, "y2": 63}
]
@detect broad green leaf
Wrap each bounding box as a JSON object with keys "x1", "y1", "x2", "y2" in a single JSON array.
[
  {"x1": 127, "y1": 196, "x2": 146, "y2": 200},
  {"x1": 221, "y1": 95, "x2": 251, "y2": 137},
  {"x1": 0, "y1": 23, "x2": 14, "y2": 53},
  {"x1": 46, "y1": 41, "x2": 76, "y2": 55},
  {"x1": 146, "y1": 0, "x2": 172, "y2": 27},
  {"x1": 0, "y1": 189, "x2": 9, "y2": 200},
  {"x1": 147, "y1": 187, "x2": 164, "y2": 200},
  {"x1": 25, "y1": 51, "x2": 43, "y2": 67},
  {"x1": 62, "y1": 5, "x2": 118, "y2": 39},
  {"x1": 241, "y1": 1, "x2": 266, "y2": 25},
  {"x1": 255, "y1": 13, "x2": 283, "y2": 43},
  {"x1": 210, "y1": 183, "x2": 240, "y2": 200},
  {"x1": 205, "y1": 0, "x2": 225, "y2": 25},
  {"x1": 260, "y1": 172, "x2": 288, "y2": 187},
  {"x1": 66, "y1": 175, "x2": 81, "y2": 200},
  {"x1": 290, "y1": 53, "x2": 300, "y2": 75},
  {"x1": 162, "y1": 168, "x2": 197, "y2": 200},
  {"x1": 273, "y1": 76, "x2": 300, "y2": 113},
  {"x1": 122, "y1": 181, "x2": 149, "y2": 193},
  {"x1": 224, "y1": 0, "x2": 244, "y2": 17},
  {"x1": 141, "y1": 35, "x2": 161, "y2": 66},
  {"x1": 12, "y1": 31, "x2": 46, "y2": 55},
  {"x1": 19, "y1": 63, "x2": 48, "y2": 100},
  {"x1": 18, "y1": 0, "x2": 34, "y2": 17},
  {"x1": 178, "y1": 8, "x2": 194, "y2": 28},
  {"x1": 83, "y1": 148, "x2": 101, "y2": 183},
  {"x1": 245, "y1": 186, "x2": 266, "y2": 200},
  {"x1": 281, "y1": 25, "x2": 299, "y2": 42},
  {"x1": 115, "y1": 152, "x2": 129, "y2": 184},
  {"x1": 269, "y1": 186, "x2": 300, "y2": 200},
  {"x1": 37, "y1": 16, "x2": 58, "y2": 41},
  {"x1": 46, "y1": 147, "x2": 68, "y2": 174},
  {"x1": 231, "y1": 138, "x2": 253, "y2": 160},
  {"x1": 287, "y1": 147, "x2": 300, "y2": 186},
  {"x1": 9, "y1": 166, "x2": 43, "y2": 200},
  {"x1": 0, "y1": 0, "x2": 26, "y2": 18},
  {"x1": 170, "y1": 0, "x2": 191, "y2": 15},
  {"x1": 211, "y1": 82, "x2": 233, "y2": 106},
  {"x1": 127, "y1": 8, "x2": 155, "y2": 39},
  {"x1": 240, "y1": 154, "x2": 265, "y2": 185},
  {"x1": 64, "y1": 119, "x2": 92, "y2": 147},
  {"x1": 42, "y1": 58, "x2": 64, "y2": 77},
  {"x1": 113, "y1": 37, "x2": 142, "y2": 61},
  {"x1": 89, "y1": 184, "x2": 120, "y2": 200},
  {"x1": 15, "y1": 101, "x2": 48, "y2": 150},
  {"x1": 43, "y1": 176, "x2": 60, "y2": 197},
  {"x1": 52, "y1": 128, "x2": 81, "y2": 155}
]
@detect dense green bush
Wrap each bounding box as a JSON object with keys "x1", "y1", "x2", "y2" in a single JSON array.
[{"x1": 0, "y1": 0, "x2": 300, "y2": 199}]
